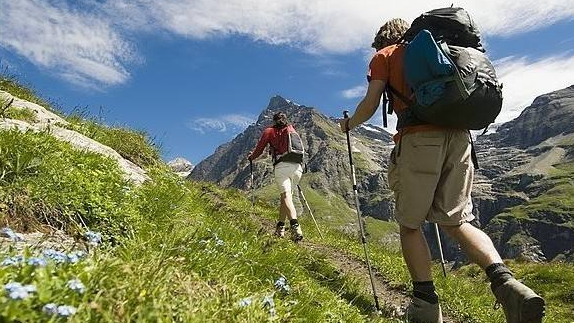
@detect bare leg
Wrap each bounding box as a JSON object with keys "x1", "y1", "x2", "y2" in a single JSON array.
[
  {"x1": 280, "y1": 192, "x2": 297, "y2": 221},
  {"x1": 278, "y1": 198, "x2": 287, "y2": 223},
  {"x1": 400, "y1": 225, "x2": 433, "y2": 282},
  {"x1": 440, "y1": 222, "x2": 502, "y2": 269}
]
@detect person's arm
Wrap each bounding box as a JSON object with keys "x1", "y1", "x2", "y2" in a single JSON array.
[
  {"x1": 339, "y1": 79, "x2": 386, "y2": 131},
  {"x1": 249, "y1": 129, "x2": 270, "y2": 161}
]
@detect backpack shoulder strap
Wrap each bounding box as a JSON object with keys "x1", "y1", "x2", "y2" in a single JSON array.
[{"x1": 387, "y1": 85, "x2": 415, "y2": 107}]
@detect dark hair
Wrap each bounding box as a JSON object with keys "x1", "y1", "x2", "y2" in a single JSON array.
[{"x1": 272, "y1": 112, "x2": 289, "y2": 128}]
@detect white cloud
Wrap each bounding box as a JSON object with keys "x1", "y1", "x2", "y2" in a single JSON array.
[
  {"x1": 0, "y1": 0, "x2": 136, "y2": 88},
  {"x1": 496, "y1": 54, "x2": 574, "y2": 123},
  {"x1": 2, "y1": 0, "x2": 573, "y2": 87},
  {"x1": 187, "y1": 114, "x2": 255, "y2": 134},
  {"x1": 342, "y1": 85, "x2": 367, "y2": 99},
  {"x1": 105, "y1": 0, "x2": 574, "y2": 53}
]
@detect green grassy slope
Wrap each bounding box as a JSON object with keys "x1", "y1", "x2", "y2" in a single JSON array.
[
  {"x1": 501, "y1": 162, "x2": 574, "y2": 227},
  {"x1": 486, "y1": 161, "x2": 574, "y2": 261},
  {"x1": 1, "y1": 79, "x2": 572, "y2": 322},
  {"x1": 0, "y1": 79, "x2": 391, "y2": 322}
]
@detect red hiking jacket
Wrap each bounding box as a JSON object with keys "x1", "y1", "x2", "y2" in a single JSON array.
[{"x1": 249, "y1": 125, "x2": 296, "y2": 161}]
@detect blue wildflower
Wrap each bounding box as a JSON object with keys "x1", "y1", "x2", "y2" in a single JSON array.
[
  {"x1": 57, "y1": 305, "x2": 77, "y2": 316},
  {"x1": 215, "y1": 237, "x2": 224, "y2": 247},
  {"x1": 238, "y1": 297, "x2": 253, "y2": 307},
  {"x1": 43, "y1": 249, "x2": 68, "y2": 264},
  {"x1": 274, "y1": 276, "x2": 291, "y2": 293},
  {"x1": 4, "y1": 282, "x2": 23, "y2": 292},
  {"x1": 67, "y1": 251, "x2": 86, "y2": 263},
  {"x1": 27, "y1": 257, "x2": 47, "y2": 267},
  {"x1": 4, "y1": 282, "x2": 36, "y2": 300},
  {"x1": 0, "y1": 227, "x2": 25, "y2": 242},
  {"x1": 1, "y1": 255, "x2": 24, "y2": 266},
  {"x1": 66, "y1": 279, "x2": 85, "y2": 294},
  {"x1": 84, "y1": 231, "x2": 102, "y2": 246},
  {"x1": 43, "y1": 303, "x2": 58, "y2": 315},
  {"x1": 43, "y1": 304, "x2": 77, "y2": 317}
]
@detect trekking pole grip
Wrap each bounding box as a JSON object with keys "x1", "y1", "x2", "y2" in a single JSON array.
[{"x1": 343, "y1": 110, "x2": 354, "y2": 167}]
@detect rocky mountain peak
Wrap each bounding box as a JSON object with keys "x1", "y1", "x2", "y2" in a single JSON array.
[
  {"x1": 267, "y1": 95, "x2": 298, "y2": 110},
  {"x1": 488, "y1": 84, "x2": 574, "y2": 148},
  {"x1": 168, "y1": 157, "x2": 194, "y2": 177},
  {"x1": 190, "y1": 95, "x2": 393, "y2": 199}
]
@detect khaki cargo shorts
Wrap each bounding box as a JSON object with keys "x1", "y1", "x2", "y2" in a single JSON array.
[
  {"x1": 274, "y1": 162, "x2": 303, "y2": 194},
  {"x1": 388, "y1": 130, "x2": 475, "y2": 229}
]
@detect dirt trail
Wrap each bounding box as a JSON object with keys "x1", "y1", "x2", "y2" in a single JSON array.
[
  {"x1": 301, "y1": 240, "x2": 458, "y2": 323},
  {"x1": 203, "y1": 188, "x2": 457, "y2": 322},
  {"x1": 250, "y1": 212, "x2": 458, "y2": 322}
]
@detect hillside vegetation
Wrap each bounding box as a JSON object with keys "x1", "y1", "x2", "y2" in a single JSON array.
[{"x1": 1, "y1": 79, "x2": 573, "y2": 322}]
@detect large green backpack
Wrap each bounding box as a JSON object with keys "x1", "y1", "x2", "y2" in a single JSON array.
[{"x1": 383, "y1": 7, "x2": 503, "y2": 132}]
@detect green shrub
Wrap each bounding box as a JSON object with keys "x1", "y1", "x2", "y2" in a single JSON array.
[
  {"x1": 0, "y1": 129, "x2": 138, "y2": 237},
  {"x1": 66, "y1": 115, "x2": 161, "y2": 168},
  {"x1": 1, "y1": 107, "x2": 38, "y2": 123}
]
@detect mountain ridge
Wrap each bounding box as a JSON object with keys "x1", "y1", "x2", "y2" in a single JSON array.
[{"x1": 190, "y1": 86, "x2": 574, "y2": 262}]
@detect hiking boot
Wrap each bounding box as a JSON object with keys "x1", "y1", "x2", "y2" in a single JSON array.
[
  {"x1": 290, "y1": 224, "x2": 303, "y2": 242},
  {"x1": 493, "y1": 278, "x2": 545, "y2": 323},
  {"x1": 274, "y1": 224, "x2": 285, "y2": 238},
  {"x1": 405, "y1": 296, "x2": 443, "y2": 323}
]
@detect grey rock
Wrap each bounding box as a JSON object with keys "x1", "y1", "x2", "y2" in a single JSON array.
[{"x1": 0, "y1": 92, "x2": 148, "y2": 185}]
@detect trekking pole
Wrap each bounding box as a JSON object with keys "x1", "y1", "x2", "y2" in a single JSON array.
[
  {"x1": 343, "y1": 110, "x2": 381, "y2": 312},
  {"x1": 296, "y1": 185, "x2": 324, "y2": 239},
  {"x1": 249, "y1": 160, "x2": 255, "y2": 207},
  {"x1": 433, "y1": 223, "x2": 448, "y2": 277}
]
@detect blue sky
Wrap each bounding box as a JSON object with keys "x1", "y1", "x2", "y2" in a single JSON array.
[{"x1": 1, "y1": 1, "x2": 574, "y2": 164}]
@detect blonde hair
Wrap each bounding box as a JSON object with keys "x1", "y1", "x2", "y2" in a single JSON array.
[{"x1": 371, "y1": 18, "x2": 410, "y2": 50}]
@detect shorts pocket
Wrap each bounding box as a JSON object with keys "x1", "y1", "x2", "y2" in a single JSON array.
[{"x1": 407, "y1": 136, "x2": 443, "y2": 175}]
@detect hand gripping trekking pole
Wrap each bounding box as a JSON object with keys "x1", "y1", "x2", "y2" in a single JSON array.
[
  {"x1": 343, "y1": 111, "x2": 381, "y2": 312},
  {"x1": 296, "y1": 185, "x2": 324, "y2": 239},
  {"x1": 433, "y1": 223, "x2": 448, "y2": 277}
]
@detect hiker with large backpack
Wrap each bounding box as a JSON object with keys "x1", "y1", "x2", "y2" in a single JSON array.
[
  {"x1": 248, "y1": 112, "x2": 305, "y2": 242},
  {"x1": 340, "y1": 8, "x2": 545, "y2": 323}
]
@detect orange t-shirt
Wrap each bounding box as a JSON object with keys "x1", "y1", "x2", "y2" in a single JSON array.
[{"x1": 368, "y1": 44, "x2": 446, "y2": 142}]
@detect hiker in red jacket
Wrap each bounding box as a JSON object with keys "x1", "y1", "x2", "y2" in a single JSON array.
[
  {"x1": 340, "y1": 18, "x2": 544, "y2": 323},
  {"x1": 249, "y1": 112, "x2": 304, "y2": 241}
]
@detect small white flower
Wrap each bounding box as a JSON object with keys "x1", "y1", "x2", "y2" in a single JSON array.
[{"x1": 238, "y1": 297, "x2": 253, "y2": 307}]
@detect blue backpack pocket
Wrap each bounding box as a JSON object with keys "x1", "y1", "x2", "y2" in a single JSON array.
[{"x1": 405, "y1": 30, "x2": 454, "y2": 106}]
